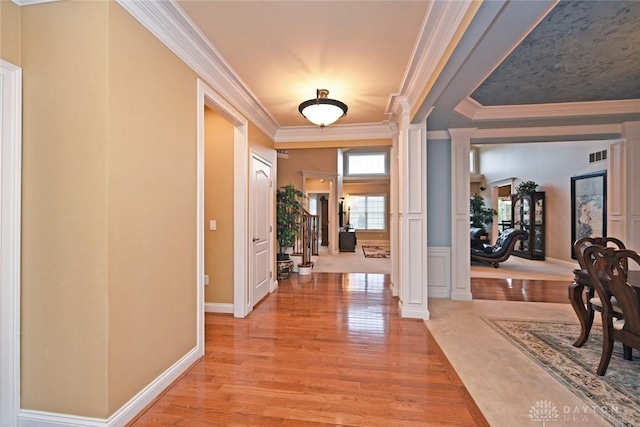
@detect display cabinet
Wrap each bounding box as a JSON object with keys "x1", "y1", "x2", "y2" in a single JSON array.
[{"x1": 511, "y1": 191, "x2": 545, "y2": 260}]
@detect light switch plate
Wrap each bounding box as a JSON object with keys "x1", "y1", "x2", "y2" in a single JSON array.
[{"x1": 209, "y1": 220, "x2": 216, "y2": 231}]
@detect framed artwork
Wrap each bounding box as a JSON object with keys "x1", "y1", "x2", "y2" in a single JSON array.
[{"x1": 571, "y1": 171, "x2": 607, "y2": 259}]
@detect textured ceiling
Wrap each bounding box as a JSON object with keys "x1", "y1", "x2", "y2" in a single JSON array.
[{"x1": 470, "y1": 0, "x2": 640, "y2": 106}]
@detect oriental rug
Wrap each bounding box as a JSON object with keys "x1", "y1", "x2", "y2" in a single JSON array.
[
  {"x1": 483, "y1": 318, "x2": 639, "y2": 427},
  {"x1": 362, "y1": 245, "x2": 390, "y2": 259}
]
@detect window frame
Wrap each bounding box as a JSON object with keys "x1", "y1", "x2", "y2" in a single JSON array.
[
  {"x1": 347, "y1": 194, "x2": 387, "y2": 231},
  {"x1": 345, "y1": 151, "x2": 389, "y2": 177}
]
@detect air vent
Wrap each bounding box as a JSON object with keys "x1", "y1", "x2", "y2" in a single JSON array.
[
  {"x1": 277, "y1": 150, "x2": 289, "y2": 159},
  {"x1": 589, "y1": 149, "x2": 607, "y2": 164}
]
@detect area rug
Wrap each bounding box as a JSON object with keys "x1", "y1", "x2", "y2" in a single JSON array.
[
  {"x1": 483, "y1": 318, "x2": 639, "y2": 427},
  {"x1": 362, "y1": 245, "x2": 390, "y2": 258}
]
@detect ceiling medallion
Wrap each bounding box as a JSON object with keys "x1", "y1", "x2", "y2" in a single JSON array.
[{"x1": 298, "y1": 89, "x2": 348, "y2": 128}]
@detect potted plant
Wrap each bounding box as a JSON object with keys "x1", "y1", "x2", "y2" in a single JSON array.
[
  {"x1": 276, "y1": 184, "x2": 305, "y2": 279},
  {"x1": 470, "y1": 193, "x2": 497, "y2": 229},
  {"x1": 516, "y1": 180, "x2": 539, "y2": 195}
]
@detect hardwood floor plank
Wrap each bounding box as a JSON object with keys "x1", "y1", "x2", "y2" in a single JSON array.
[{"x1": 130, "y1": 272, "x2": 489, "y2": 426}]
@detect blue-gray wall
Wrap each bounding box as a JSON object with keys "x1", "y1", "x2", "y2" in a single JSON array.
[{"x1": 427, "y1": 138, "x2": 451, "y2": 247}]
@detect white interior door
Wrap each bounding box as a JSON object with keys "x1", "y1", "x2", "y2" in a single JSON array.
[{"x1": 251, "y1": 156, "x2": 271, "y2": 306}]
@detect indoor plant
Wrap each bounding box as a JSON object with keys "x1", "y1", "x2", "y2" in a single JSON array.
[
  {"x1": 516, "y1": 180, "x2": 539, "y2": 195},
  {"x1": 470, "y1": 193, "x2": 497, "y2": 229},
  {"x1": 276, "y1": 184, "x2": 305, "y2": 278}
]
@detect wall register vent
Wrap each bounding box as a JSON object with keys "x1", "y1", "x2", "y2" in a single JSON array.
[{"x1": 589, "y1": 149, "x2": 607, "y2": 164}]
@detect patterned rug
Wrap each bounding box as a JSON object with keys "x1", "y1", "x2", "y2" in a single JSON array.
[
  {"x1": 362, "y1": 245, "x2": 390, "y2": 258},
  {"x1": 484, "y1": 318, "x2": 639, "y2": 427}
]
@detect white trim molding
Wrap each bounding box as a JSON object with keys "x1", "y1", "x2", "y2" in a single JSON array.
[
  {"x1": 471, "y1": 123, "x2": 622, "y2": 143},
  {"x1": 11, "y1": 0, "x2": 60, "y2": 5},
  {"x1": 388, "y1": 0, "x2": 477, "y2": 118},
  {"x1": 427, "y1": 247, "x2": 451, "y2": 299},
  {"x1": 204, "y1": 303, "x2": 234, "y2": 314},
  {"x1": 274, "y1": 122, "x2": 397, "y2": 143},
  {"x1": 396, "y1": 99, "x2": 430, "y2": 320},
  {"x1": 1, "y1": 60, "x2": 22, "y2": 427},
  {"x1": 449, "y1": 128, "x2": 475, "y2": 301},
  {"x1": 455, "y1": 97, "x2": 640, "y2": 123},
  {"x1": 197, "y1": 80, "x2": 251, "y2": 319},
  {"x1": 116, "y1": 0, "x2": 279, "y2": 140},
  {"x1": 17, "y1": 347, "x2": 201, "y2": 427}
]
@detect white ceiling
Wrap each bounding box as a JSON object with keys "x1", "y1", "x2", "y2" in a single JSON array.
[{"x1": 177, "y1": 0, "x2": 430, "y2": 128}]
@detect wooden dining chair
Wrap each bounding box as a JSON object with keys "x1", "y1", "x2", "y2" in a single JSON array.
[
  {"x1": 569, "y1": 237, "x2": 626, "y2": 347},
  {"x1": 583, "y1": 246, "x2": 640, "y2": 376}
]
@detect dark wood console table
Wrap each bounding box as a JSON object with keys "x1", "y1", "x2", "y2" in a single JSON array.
[{"x1": 339, "y1": 231, "x2": 356, "y2": 252}]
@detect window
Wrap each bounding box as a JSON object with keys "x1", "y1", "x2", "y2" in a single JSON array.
[
  {"x1": 469, "y1": 148, "x2": 478, "y2": 173},
  {"x1": 346, "y1": 152, "x2": 387, "y2": 176},
  {"x1": 348, "y1": 195, "x2": 386, "y2": 230}
]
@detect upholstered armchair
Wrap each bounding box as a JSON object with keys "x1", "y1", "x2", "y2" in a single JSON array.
[{"x1": 470, "y1": 228, "x2": 527, "y2": 268}]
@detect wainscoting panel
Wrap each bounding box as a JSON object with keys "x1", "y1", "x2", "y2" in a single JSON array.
[{"x1": 427, "y1": 247, "x2": 451, "y2": 299}]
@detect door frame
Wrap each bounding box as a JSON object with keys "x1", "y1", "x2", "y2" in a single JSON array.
[
  {"x1": 301, "y1": 171, "x2": 339, "y2": 254},
  {"x1": 197, "y1": 79, "x2": 250, "y2": 325},
  {"x1": 1, "y1": 60, "x2": 22, "y2": 427}
]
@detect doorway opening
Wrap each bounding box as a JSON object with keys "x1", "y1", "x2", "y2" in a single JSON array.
[{"x1": 497, "y1": 184, "x2": 512, "y2": 234}]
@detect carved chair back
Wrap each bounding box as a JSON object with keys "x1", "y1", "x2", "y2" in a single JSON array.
[
  {"x1": 574, "y1": 237, "x2": 626, "y2": 270},
  {"x1": 584, "y1": 246, "x2": 640, "y2": 375}
]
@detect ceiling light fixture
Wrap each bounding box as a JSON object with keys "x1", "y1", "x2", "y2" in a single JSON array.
[{"x1": 298, "y1": 89, "x2": 348, "y2": 128}]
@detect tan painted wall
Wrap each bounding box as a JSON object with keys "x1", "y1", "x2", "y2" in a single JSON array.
[
  {"x1": 106, "y1": 2, "x2": 198, "y2": 414},
  {"x1": 0, "y1": 0, "x2": 21, "y2": 65},
  {"x1": 277, "y1": 148, "x2": 338, "y2": 190},
  {"x1": 20, "y1": 0, "x2": 110, "y2": 416},
  {"x1": 21, "y1": 0, "x2": 199, "y2": 418},
  {"x1": 249, "y1": 122, "x2": 274, "y2": 151},
  {"x1": 204, "y1": 107, "x2": 235, "y2": 304}
]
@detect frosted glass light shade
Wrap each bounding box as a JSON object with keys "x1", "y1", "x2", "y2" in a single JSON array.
[{"x1": 298, "y1": 89, "x2": 348, "y2": 128}]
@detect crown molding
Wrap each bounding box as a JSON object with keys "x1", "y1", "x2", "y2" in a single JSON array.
[
  {"x1": 388, "y1": 0, "x2": 476, "y2": 118},
  {"x1": 274, "y1": 122, "x2": 398, "y2": 144},
  {"x1": 11, "y1": 0, "x2": 59, "y2": 5},
  {"x1": 455, "y1": 97, "x2": 640, "y2": 122},
  {"x1": 471, "y1": 123, "x2": 621, "y2": 142},
  {"x1": 116, "y1": 0, "x2": 279, "y2": 139},
  {"x1": 426, "y1": 130, "x2": 450, "y2": 141}
]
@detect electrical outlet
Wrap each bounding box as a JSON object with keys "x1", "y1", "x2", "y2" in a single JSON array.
[{"x1": 204, "y1": 275, "x2": 209, "y2": 285}]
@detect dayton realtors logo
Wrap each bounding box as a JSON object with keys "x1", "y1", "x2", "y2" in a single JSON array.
[
  {"x1": 529, "y1": 400, "x2": 620, "y2": 424},
  {"x1": 529, "y1": 400, "x2": 559, "y2": 426}
]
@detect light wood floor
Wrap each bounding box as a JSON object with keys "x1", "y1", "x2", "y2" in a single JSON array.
[{"x1": 129, "y1": 272, "x2": 499, "y2": 426}]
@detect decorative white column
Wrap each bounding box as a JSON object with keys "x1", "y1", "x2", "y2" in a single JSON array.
[
  {"x1": 621, "y1": 122, "x2": 640, "y2": 251},
  {"x1": 397, "y1": 99, "x2": 429, "y2": 320},
  {"x1": 390, "y1": 134, "x2": 400, "y2": 297},
  {"x1": 449, "y1": 128, "x2": 476, "y2": 300}
]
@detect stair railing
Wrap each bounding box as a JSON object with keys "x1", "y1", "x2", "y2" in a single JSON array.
[{"x1": 293, "y1": 208, "x2": 319, "y2": 265}]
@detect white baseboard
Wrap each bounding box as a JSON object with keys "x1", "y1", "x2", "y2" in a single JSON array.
[
  {"x1": 397, "y1": 301, "x2": 430, "y2": 320},
  {"x1": 18, "y1": 346, "x2": 202, "y2": 427},
  {"x1": 205, "y1": 302, "x2": 234, "y2": 314}
]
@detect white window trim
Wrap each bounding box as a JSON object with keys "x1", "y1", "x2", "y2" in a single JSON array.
[
  {"x1": 345, "y1": 151, "x2": 389, "y2": 177},
  {"x1": 348, "y1": 194, "x2": 387, "y2": 232}
]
